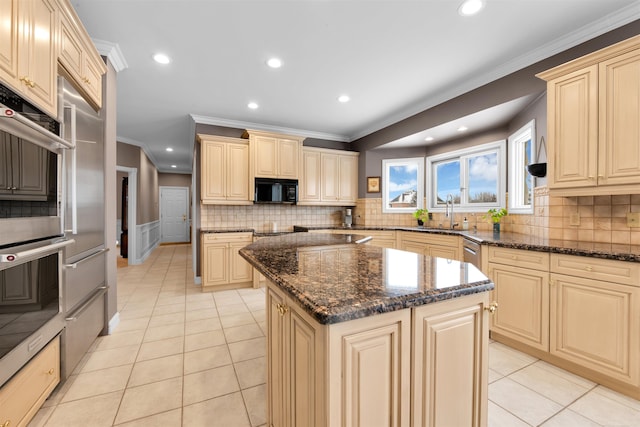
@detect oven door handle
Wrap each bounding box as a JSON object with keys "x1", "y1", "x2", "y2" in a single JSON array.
[
  {"x1": 64, "y1": 248, "x2": 109, "y2": 269},
  {"x1": 1, "y1": 106, "x2": 75, "y2": 149},
  {"x1": 0, "y1": 239, "x2": 75, "y2": 264}
]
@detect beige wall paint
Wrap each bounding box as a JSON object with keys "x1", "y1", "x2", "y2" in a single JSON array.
[
  {"x1": 159, "y1": 173, "x2": 191, "y2": 188},
  {"x1": 116, "y1": 142, "x2": 159, "y2": 225}
]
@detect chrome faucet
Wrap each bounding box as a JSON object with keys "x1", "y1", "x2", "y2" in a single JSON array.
[{"x1": 445, "y1": 194, "x2": 459, "y2": 229}]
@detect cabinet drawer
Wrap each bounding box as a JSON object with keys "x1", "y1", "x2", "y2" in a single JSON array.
[
  {"x1": 0, "y1": 336, "x2": 60, "y2": 427},
  {"x1": 551, "y1": 254, "x2": 640, "y2": 286},
  {"x1": 487, "y1": 247, "x2": 549, "y2": 271},
  {"x1": 203, "y1": 232, "x2": 253, "y2": 243}
]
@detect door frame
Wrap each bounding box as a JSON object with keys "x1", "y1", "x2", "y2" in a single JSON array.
[{"x1": 159, "y1": 186, "x2": 190, "y2": 243}]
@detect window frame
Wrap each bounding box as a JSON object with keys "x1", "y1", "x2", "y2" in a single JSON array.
[
  {"x1": 426, "y1": 140, "x2": 506, "y2": 213},
  {"x1": 508, "y1": 120, "x2": 535, "y2": 214},
  {"x1": 382, "y1": 157, "x2": 425, "y2": 214}
]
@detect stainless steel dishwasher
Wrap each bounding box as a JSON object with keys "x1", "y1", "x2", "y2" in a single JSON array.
[{"x1": 462, "y1": 237, "x2": 481, "y2": 270}]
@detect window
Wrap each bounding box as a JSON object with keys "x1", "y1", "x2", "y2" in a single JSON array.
[
  {"x1": 508, "y1": 120, "x2": 535, "y2": 214},
  {"x1": 426, "y1": 140, "x2": 506, "y2": 212},
  {"x1": 382, "y1": 158, "x2": 424, "y2": 213}
]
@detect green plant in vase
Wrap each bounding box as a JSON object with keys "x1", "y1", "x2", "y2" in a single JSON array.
[
  {"x1": 483, "y1": 208, "x2": 507, "y2": 234},
  {"x1": 413, "y1": 208, "x2": 429, "y2": 226}
]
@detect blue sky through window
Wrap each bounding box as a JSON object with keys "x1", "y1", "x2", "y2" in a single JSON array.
[{"x1": 388, "y1": 164, "x2": 418, "y2": 201}]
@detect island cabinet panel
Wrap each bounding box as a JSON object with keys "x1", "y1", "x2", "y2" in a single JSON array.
[
  {"x1": 328, "y1": 310, "x2": 411, "y2": 427},
  {"x1": 413, "y1": 293, "x2": 489, "y2": 427},
  {"x1": 538, "y1": 34, "x2": 640, "y2": 196},
  {"x1": 267, "y1": 284, "x2": 327, "y2": 427}
]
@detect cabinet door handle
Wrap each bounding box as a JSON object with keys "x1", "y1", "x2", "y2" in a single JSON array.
[
  {"x1": 47, "y1": 368, "x2": 55, "y2": 375},
  {"x1": 276, "y1": 303, "x2": 288, "y2": 316},
  {"x1": 484, "y1": 301, "x2": 498, "y2": 314},
  {"x1": 585, "y1": 266, "x2": 593, "y2": 271},
  {"x1": 2, "y1": 419, "x2": 11, "y2": 427}
]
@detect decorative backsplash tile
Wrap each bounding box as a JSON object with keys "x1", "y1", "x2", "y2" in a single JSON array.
[{"x1": 201, "y1": 187, "x2": 640, "y2": 244}]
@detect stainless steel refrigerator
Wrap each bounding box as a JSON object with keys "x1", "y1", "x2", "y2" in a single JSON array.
[{"x1": 59, "y1": 73, "x2": 108, "y2": 379}]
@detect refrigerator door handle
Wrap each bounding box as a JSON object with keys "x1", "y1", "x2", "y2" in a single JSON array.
[
  {"x1": 63, "y1": 104, "x2": 78, "y2": 235},
  {"x1": 64, "y1": 248, "x2": 109, "y2": 269}
]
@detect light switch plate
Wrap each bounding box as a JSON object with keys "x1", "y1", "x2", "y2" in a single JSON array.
[
  {"x1": 627, "y1": 212, "x2": 640, "y2": 228},
  {"x1": 569, "y1": 213, "x2": 580, "y2": 226}
]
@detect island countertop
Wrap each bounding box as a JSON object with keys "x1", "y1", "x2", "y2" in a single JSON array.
[{"x1": 239, "y1": 232, "x2": 493, "y2": 324}]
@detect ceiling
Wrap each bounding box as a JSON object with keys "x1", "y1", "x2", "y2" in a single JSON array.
[{"x1": 72, "y1": 0, "x2": 640, "y2": 173}]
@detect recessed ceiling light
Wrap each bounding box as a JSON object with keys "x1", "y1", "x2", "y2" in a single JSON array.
[
  {"x1": 171, "y1": 165, "x2": 176, "y2": 168},
  {"x1": 338, "y1": 95, "x2": 350, "y2": 103},
  {"x1": 248, "y1": 102, "x2": 259, "y2": 109},
  {"x1": 457, "y1": 126, "x2": 468, "y2": 132},
  {"x1": 267, "y1": 58, "x2": 282, "y2": 68},
  {"x1": 458, "y1": 0, "x2": 484, "y2": 16},
  {"x1": 425, "y1": 136, "x2": 434, "y2": 142},
  {"x1": 153, "y1": 53, "x2": 171, "y2": 64},
  {"x1": 166, "y1": 147, "x2": 173, "y2": 152}
]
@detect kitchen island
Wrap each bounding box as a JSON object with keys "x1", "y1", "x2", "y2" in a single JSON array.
[{"x1": 240, "y1": 233, "x2": 495, "y2": 427}]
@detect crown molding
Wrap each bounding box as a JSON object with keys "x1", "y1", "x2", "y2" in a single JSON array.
[
  {"x1": 190, "y1": 114, "x2": 351, "y2": 143},
  {"x1": 349, "y1": 3, "x2": 640, "y2": 141},
  {"x1": 92, "y1": 39, "x2": 129, "y2": 72}
]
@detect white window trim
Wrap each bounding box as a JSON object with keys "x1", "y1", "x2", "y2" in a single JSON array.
[
  {"x1": 382, "y1": 157, "x2": 425, "y2": 214},
  {"x1": 426, "y1": 140, "x2": 506, "y2": 213},
  {"x1": 508, "y1": 120, "x2": 535, "y2": 214}
]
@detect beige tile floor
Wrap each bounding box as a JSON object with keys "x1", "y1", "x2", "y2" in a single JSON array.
[{"x1": 28, "y1": 244, "x2": 640, "y2": 426}]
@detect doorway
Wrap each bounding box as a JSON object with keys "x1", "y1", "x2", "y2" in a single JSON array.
[
  {"x1": 116, "y1": 166, "x2": 137, "y2": 264},
  {"x1": 160, "y1": 186, "x2": 190, "y2": 243}
]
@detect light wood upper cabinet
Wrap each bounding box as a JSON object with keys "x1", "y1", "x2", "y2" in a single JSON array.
[
  {"x1": 538, "y1": 34, "x2": 640, "y2": 196},
  {"x1": 0, "y1": 0, "x2": 57, "y2": 117},
  {"x1": 198, "y1": 135, "x2": 251, "y2": 205},
  {"x1": 300, "y1": 147, "x2": 359, "y2": 206},
  {"x1": 57, "y1": 0, "x2": 106, "y2": 109},
  {"x1": 245, "y1": 130, "x2": 304, "y2": 180}
]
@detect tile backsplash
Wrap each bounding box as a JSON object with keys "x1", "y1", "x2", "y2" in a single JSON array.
[
  {"x1": 201, "y1": 187, "x2": 640, "y2": 244},
  {"x1": 200, "y1": 204, "x2": 345, "y2": 232},
  {"x1": 355, "y1": 186, "x2": 640, "y2": 244}
]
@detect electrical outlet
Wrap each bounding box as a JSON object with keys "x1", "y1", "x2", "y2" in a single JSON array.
[
  {"x1": 570, "y1": 213, "x2": 580, "y2": 226},
  {"x1": 627, "y1": 212, "x2": 640, "y2": 228}
]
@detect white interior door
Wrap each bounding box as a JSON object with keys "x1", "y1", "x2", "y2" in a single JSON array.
[{"x1": 160, "y1": 186, "x2": 189, "y2": 243}]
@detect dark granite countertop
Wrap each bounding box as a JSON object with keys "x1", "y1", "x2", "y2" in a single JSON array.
[
  {"x1": 239, "y1": 233, "x2": 493, "y2": 325},
  {"x1": 294, "y1": 225, "x2": 640, "y2": 262}
]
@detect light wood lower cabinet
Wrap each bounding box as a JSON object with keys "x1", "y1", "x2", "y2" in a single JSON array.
[
  {"x1": 0, "y1": 335, "x2": 60, "y2": 427},
  {"x1": 201, "y1": 232, "x2": 253, "y2": 291},
  {"x1": 266, "y1": 281, "x2": 489, "y2": 427},
  {"x1": 550, "y1": 254, "x2": 640, "y2": 389}
]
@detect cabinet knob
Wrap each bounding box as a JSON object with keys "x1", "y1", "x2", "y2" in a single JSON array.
[
  {"x1": 47, "y1": 368, "x2": 55, "y2": 375},
  {"x1": 2, "y1": 420, "x2": 10, "y2": 427},
  {"x1": 484, "y1": 301, "x2": 498, "y2": 314},
  {"x1": 276, "y1": 303, "x2": 288, "y2": 316},
  {"x1": 585, "y1": 265, "x2": 593, "y2": 271}
]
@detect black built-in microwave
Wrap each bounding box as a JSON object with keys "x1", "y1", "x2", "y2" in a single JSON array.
[{"x1": 254, "y1": 178, "x2": 298, "y2": 204}]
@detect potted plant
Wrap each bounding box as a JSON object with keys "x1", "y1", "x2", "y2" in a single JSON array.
[
  {"x1": 413, "y1": 208, "x2": 429, "y2": 226},
  {"x1": 483, "y1": 208, "x2": 507, "y2": 233}
]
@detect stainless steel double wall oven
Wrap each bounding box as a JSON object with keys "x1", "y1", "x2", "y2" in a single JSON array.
[{"x1": 0, "y1": 73, "x2": 107, "y2": 387}]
